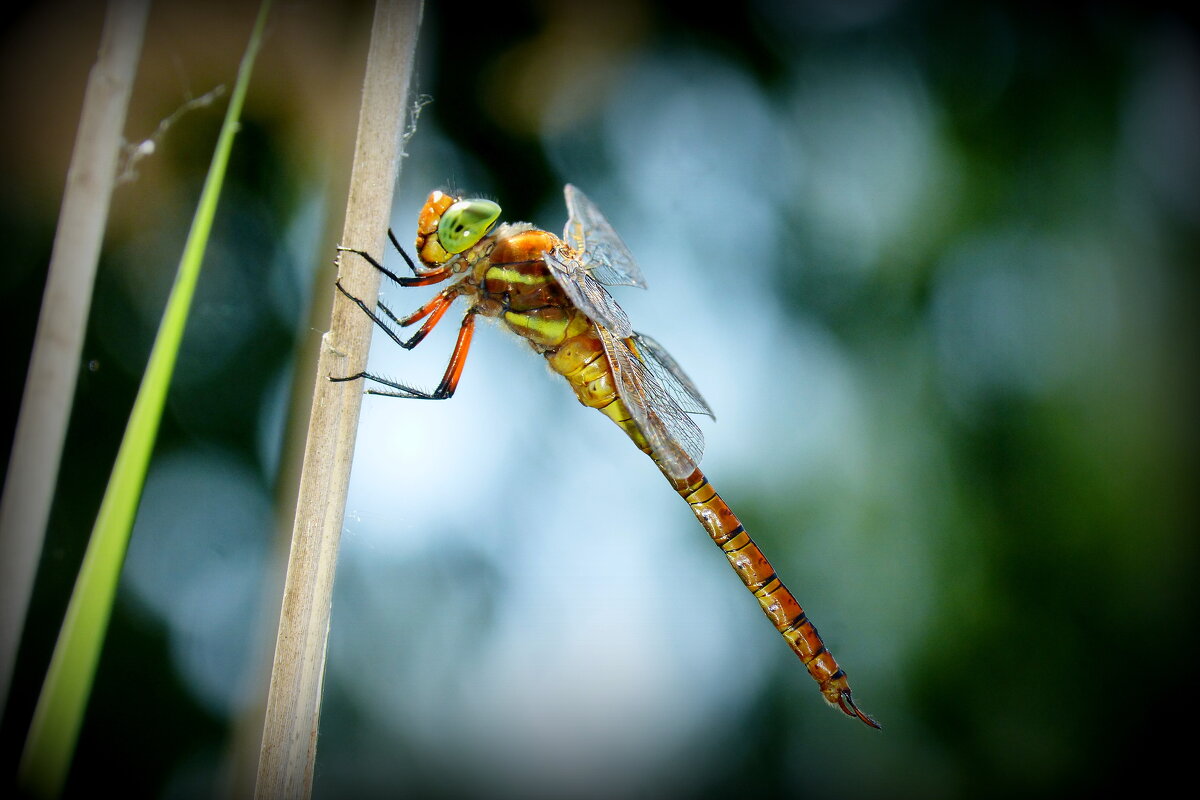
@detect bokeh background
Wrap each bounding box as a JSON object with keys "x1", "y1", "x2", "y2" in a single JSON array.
[{"x1": 2, "y1": 1, "x2": 1196, "y2": 798}]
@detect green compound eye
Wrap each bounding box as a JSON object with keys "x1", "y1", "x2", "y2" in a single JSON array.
[{"x1": 437, "y1": 198, "x2": 501, "y2": 254}]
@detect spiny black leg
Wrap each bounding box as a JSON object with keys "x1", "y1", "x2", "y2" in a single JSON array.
[
  {"x1": 337, "y1": 245, "x2": 406, "y2": 285},
  {"x1": 330, "y1": 371, "x2": 449, "y2": 400},
  {"x1": 335, "y1": 280, "x2": 450, "y2": 351},
  {"x1": 387, "y1": 228, "x2": 419, "y2": 275},
  {"x1": 337, "y1": 246, "x2": 447, "y2": 287},
  {"x1": 374, "y1": 297, "x2": 407, "y2": 330},
  {"x1": 332, "y1": 309, "x2": 476, "y2": 401}
]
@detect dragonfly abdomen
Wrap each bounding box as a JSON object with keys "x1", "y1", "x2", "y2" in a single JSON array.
[
  {"x1": 543, "y1": 328, "x2": 653, "y2": 454},
  {"x1": 671, "y1": 468, "x2": 880, "y2": 728}
]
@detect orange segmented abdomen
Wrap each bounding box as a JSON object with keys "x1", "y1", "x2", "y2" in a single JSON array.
[{"x1": 672, "y1": 468, "x2": 879, "y2": 728}]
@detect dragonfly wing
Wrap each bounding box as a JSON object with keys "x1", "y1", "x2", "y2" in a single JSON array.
[
  {"x1": 629, "y1": 333, "x2": 716, "y2": 420},
  {"x1": 543, "y1": 248, "x2": 634, "y2": 337},
  {"x1": 597, "y1": 324, "x2": 705, "y2": 479},
  {"x1": 562, "y1": 184, "x2": 648, "y2": 289}
]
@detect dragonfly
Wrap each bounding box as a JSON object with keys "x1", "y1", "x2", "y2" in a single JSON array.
[{"x1": 334, "y1": 184, "x2": 879, "y2": 728}]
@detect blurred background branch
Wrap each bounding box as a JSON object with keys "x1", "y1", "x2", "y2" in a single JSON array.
[{"x1": 0, "y1": 0, "x2": 148, "y2": 724}]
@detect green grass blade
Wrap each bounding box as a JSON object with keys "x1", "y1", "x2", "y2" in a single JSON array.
[{"x1": 17, "y1": 2, "x2": 273, "y2": 796}]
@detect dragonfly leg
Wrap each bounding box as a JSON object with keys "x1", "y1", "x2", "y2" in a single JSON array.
[
  {"x1": 331, "y1": 372, "x2": 433, "y2": 399},
  {"x1": 386, "y1": 228, "x2": 423, "y2": 274},
  {"x1": 335, "y1": 280, "x2": 456, "y2": 350},
  {"x1": 332, "y1": 309, "x2": 478, "y2": 400},
  {"x1": 427, "y1": 308, "x2": 477, "y2": 399},
  {"x1": 338, "y1": 244, "x2": 449, "y2": 287}
]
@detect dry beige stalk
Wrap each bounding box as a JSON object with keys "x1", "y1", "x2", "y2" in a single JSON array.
[{"x1": 254, "y1": 2, "x2": 424, "y2": 798}]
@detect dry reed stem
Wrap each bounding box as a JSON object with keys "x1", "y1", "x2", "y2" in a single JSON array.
[{"x1": 254, "y1": 2, "x2": 424, "y2": 798}]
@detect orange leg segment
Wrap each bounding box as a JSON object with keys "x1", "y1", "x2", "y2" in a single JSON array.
[
  {"x1": 433, "y1": 310, "x2": 476, "y2": 398},
  {"x1": 332, "y1": 309, "x2": 478, "y2": 401},
  {"x1": 335, "y1": 281, "x2": 456, "y2": 351}
]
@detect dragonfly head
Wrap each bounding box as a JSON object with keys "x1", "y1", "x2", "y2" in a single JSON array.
[{"x1": 415, "y1": 190, "x2": 501, "y2": 267}]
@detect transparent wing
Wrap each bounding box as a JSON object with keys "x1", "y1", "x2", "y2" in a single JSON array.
[
  {"x1": 597, "y1": 325, "x2": 706, "y2": 480},
  {"x1": 562, "y1": 184, "x2": 648, "y2": 289},
  {"x1": 629, "y1": 333, "x2": 715, "y2": 420},
  {"x1": 543, "y1": 247, "x2": 633, "y2": 337}
]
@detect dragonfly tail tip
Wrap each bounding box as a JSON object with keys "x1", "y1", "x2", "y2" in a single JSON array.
[{"x1": 838, "y1": 689, "x2": 881, "y2": 730}]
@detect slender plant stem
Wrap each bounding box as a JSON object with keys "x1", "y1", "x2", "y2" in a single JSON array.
[
  {"x1": 0, "y1": 0, "x2": 148, "y2": 721},
  {"x1": 16, "y1": 3, "x2": 272, "y2": 797},
  {"x1": 254, "y1": 2, "x2": 424, "y2": 798}
]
